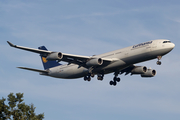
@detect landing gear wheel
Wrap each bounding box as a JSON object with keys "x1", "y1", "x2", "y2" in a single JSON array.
[
  {"x1": 109, "y1": 81, "x2": 114, "y2": 85},
  {"x1": 84, "y1": 76, "x2": 88, "y2": 81},
  {"x1": 87, "y1": 77, "x2": 91, "y2": 81},
  {"x1": 116, "y1": 78, "x2": 120, "y2": 82},
  {"x1": 156, "y1": 61, "x2": 162, "y2": 65},
  {"x1": 113, "y1": 77, "x2": 120, "y2": 82},
  {"x1": 109, "y1": 81, "x2": 117, "y2": 86},
  {"x1": 91, "y1": 74, "x2": 95, "y2": 77},
  {"x1": 97, "y1": 76, "x2": 103, "y2": 81},
  {"x1": 84, "y1": 75, "x2": 91, "y2": 81},
  {"x1": 113, "y1": 81, "x2": 117, "y2": 86}
]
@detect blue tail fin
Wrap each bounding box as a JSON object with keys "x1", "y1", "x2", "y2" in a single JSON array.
[{"x1": 38, "y1": 46, "x2": 61, "y2": 70}]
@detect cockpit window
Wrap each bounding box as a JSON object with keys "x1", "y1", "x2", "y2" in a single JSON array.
[{"x1": 163, "y1": 41, "x2": 171, "y2": 43}]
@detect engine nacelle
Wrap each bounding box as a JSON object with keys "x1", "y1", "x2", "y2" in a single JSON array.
[
  {"x1": 131, "y1": 66, "x2": 147, "y2": 74},
  {"x1": 86, "y1": 58, "x2": 103, "y2": 66},
  {"x1": 141, "y1": 69, "x2": 156, "y2": 77},
  {"x1": 46, "y1": 52, "x2": 63, "y2": 60}
]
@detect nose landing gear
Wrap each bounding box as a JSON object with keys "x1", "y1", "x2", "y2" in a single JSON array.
[
  {"x1": 157, "y1": 56, "x2": 162, "y2": 65},
  {"x1": 157, "y1": 61, "x2": 162, "y2": 65}
]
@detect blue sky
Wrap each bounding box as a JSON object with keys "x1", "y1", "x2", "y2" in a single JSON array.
[{"x1": 0, "y1": 0, "x2": 180, "y2": 120}]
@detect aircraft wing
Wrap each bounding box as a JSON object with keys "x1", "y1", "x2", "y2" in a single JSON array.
[
  {"x1": 7, "y1": 41, "x2": 51, "y2": 55},
  {"x1": 120, "y1": 65, "x2": 136, "y2": 75},
  {"x1": 7, "y1": 41, "x2": 113, "y2": 68},
  {"x1": 61, "y1": 53, "x2": 90, "y2": 65},
  {"x1": 61, "y1": 53, "x2": 115, "y2": 67}
]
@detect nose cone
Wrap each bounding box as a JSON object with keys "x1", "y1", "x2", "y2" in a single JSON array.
[
  {"x1": 167, "y1": 43, "x2": 175, "y2": 54},
  {"x1": 170, "y1": 43, "x2": 175, "y2": 50},
  {"x1": 161, "y1": 42, "x2": 175, "y2": 55},
  {"x1": 172, "y1": 43, "x2": 175, "y2": 48}
]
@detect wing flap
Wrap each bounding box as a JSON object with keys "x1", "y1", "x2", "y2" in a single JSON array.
[{"x1": 62, "y1": 53, "x2": 90, "y2": 63}]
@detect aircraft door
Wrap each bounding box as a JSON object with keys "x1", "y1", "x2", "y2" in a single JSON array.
[{"x1": 149, "y1": 41, "x2": 157, "y2": 51}]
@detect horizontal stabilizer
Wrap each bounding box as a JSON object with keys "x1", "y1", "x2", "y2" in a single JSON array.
[{"x1": 17, "y1": 67, "x2": 49, "y2": 73}]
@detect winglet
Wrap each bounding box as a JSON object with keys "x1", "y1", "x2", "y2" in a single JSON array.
[{"x1": 7, "y1": 41, "x2": 16, "y2": 47}]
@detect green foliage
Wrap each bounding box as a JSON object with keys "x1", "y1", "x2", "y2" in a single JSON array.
[{"x1": 0, "y1": 93, "x2": 44, "y2": 120}]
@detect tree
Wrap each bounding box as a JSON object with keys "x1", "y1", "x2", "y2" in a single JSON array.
[{"x1": 0, "y1": 93, "x2": 44, "y2": 120}]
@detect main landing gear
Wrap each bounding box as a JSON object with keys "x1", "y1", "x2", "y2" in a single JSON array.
[
  {"x1": 84, "y1": 75, "x2": 91, "y2": 81},
  {"x1": 157, "y1": 56, "x2": 162, "y2": 65},
  {"x1": 84, "y1": 73, "x2": 104, "y2": 82},
  {"x1": 109, "y1": 72, "x2": 121, "y2": 86},
  {"x1": 84, "y1": 72, "x2": 121, "y2": 86},
  {"x1": 84, "y1": 73, "x2": 95, "y2": 81},
  {"x1": 84, "y1": 73, "x2": 92, "y2": 81},
  {"x1": 97, "y1": 74, "x2": 104, "y2": 81}
]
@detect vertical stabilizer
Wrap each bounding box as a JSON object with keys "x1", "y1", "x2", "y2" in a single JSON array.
[{"x1": 38, "y1": 46, "x2": 61, "y2": 70}]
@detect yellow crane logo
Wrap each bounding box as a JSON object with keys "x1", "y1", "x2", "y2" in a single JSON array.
[{"x1": 42, "y1": 57, "x2": 48, "y2": 63}]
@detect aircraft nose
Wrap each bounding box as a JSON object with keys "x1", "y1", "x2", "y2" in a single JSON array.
[{"x1": 171, "y1": 43, "x2": 175, "y2": 49}]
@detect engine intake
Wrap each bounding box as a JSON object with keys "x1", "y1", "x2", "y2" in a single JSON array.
[
  {"x1": 46, "y1": 52, "x2": 63, "y2": 60},
  {"x1": 86, "y1": 58, "x2": 103, "y2": 66},
  {"x1": 141, "y1": 69, "x2": 156, "y2": 77},
  {"x1": 131, "y1": 66, "x2": 147, "y2": 74}
]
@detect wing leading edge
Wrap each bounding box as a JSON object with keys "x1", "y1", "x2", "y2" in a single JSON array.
[{"x1": 7, "y1": 41, "x2": 51, "y2": 55}]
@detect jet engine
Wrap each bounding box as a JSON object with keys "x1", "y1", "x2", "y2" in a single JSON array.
[
  {"x1": 131, "y1": 66, "x2": 147, "y2": 74},
  {"x1": 141, "y1": 69, "x2": 156, "y2": 77},
  {"x1": 86, "y1": 58, "x2": 103, "y2": 66},
  {"x1": 46, "y1": 52, "x2": 63, "y2": 60}
]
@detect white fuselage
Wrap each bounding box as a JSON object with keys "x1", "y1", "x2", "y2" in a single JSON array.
[{"x1": 47, "y1": 39, "x2": 175, "y2": 79}]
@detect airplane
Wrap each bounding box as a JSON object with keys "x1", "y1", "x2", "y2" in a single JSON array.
[{"x1": 7, "y1": 39, "x2": 175, "y2": 86}]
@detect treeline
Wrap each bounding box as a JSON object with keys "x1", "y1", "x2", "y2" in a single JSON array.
[{"x1": 0, "y1": 93, "x2": 44, "y2": 120}]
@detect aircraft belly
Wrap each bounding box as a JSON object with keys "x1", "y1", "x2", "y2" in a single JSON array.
[{"x1": 49, "y1": 65, "x2": 88, "y2": 79}]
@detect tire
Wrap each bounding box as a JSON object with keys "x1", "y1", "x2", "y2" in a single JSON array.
[
  {"x1": 116, "y1": 78, "x2": 120, "y2": 82},
  {"x1": 109, "y1": 81, "x2": 114, "y2": 85},
  {"x1": 87, "y1": 77, "x2": 91, "y2": 81},
  {"x1": 113, "y1": 81, "x2": 117, "y2": 86},
  {"x1": 84, "y1": 76, "x2": 87, "y2": 81},
  {"x1": 157, "y1": 61, "x2": 162, "y2": 65}
]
